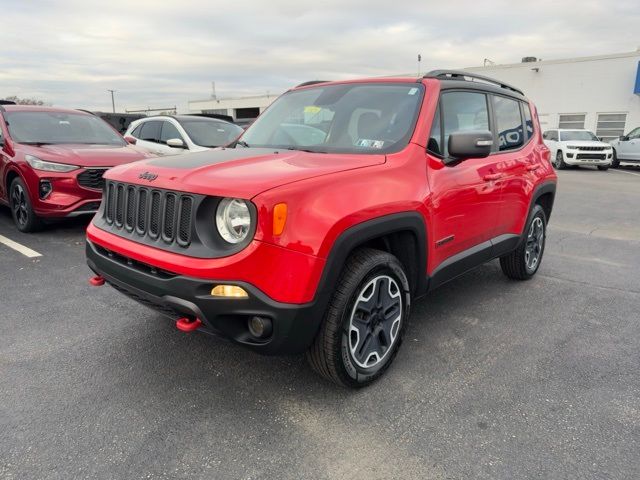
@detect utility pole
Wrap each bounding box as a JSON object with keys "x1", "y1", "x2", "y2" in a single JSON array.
[
  {"x1": 418, "y1": 54, "x2": 422, "y2": 76},
  {"x1": 107, "y1": 89, "x2": 116, "y2": 113}
]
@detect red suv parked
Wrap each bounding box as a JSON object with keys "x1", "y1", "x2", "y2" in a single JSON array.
[
  {"x1": 86, "y1": 72, "x2": 556, "y2": 387},
  {"x1": 0, "y1": 105, "x2": 152, "y2": 232}
]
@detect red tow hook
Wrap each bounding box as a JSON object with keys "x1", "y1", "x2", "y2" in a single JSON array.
[
  {"x1": 176, "y1": 317, "x2": 203, "y2": 332},
  {"x1": 89, "y1": 275, "x2": 105, "y2": 286}
]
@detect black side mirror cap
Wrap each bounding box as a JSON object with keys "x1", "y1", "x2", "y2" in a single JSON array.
[{"x1": 444, "y1": 130, "x2": 493, "y2": 165}]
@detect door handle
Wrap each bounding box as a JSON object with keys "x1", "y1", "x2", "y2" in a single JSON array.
[
  {"x1": 482, "y1": 173, "x2": 504, "y2": 181},
  {"x1": 525, "y1": 164, "x2": 541, "y2": 171}
]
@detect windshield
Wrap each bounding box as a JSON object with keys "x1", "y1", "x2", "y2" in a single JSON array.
[
  {"x1": 239, "y1": 83, "x2": 424, "y2": 154},
  {"x1": 5, "y1": 111, "x2": 126, "y2": 146},
  {"x1": 180, "y1": 119, "x2": 244, "y2": 147},
  {"x1": 560, "y1": 130, "x2": 599, "y2": 141}
]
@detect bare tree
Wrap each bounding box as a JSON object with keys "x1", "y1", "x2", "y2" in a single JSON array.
[{"x1": 3, "y1": 95, "x2": 49, "y2": 106}]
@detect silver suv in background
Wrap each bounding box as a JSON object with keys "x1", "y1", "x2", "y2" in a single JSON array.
[{"x1": 609, "y1": 127, "x2": 640, "y2": 168}]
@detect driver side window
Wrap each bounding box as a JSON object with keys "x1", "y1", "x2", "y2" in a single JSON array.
[{"x1": 440, "y1": 91, "x2": 489, "y2": 157}]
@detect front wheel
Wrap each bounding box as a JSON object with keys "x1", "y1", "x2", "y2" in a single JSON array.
[
  {"x1": 597, "y1": 165, "x2": 609, "y2": 171},
  {"x1": 554, "y1": 151, "x2": 567, "y2": 170},
  {"x1": 10, "y1": 177, "x2": 42, "y2": 233},
  {"x1": 611, "y1": 149, "x2": 620, "y2": 168},
  {"x1": 500, "y1": 204, "x2": 547, "y2": 280},
  {"x1": 306, "y1": 248, "x2": 410, "y2": 388}
]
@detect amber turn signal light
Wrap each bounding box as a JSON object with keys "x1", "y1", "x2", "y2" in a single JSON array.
[
  {"x1": 211, "y1": 285, "x2": 248, "y2": 298},
  {"x1": 273, "y1": 203, "x2": 287, "y2": 236}
]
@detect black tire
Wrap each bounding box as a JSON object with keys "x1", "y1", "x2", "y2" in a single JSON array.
[
  {"x1": 9, "y1": 177, "x2": 42, "y2": 233},
  {"x1": 554, "y1": 151, "x2": 567, "y2": 170},
  {"x1": 611, "y1": 149, "x2": 620, "y2": 168},
  {"x1": 500, "y1": 204, "x2": 546, "y2": 280},
  {"x1": 306, "y1": 248, "x2": 411, "y2": 388},
  {"x1": 597, "y1": 165, "x2": 609, "y2": 171}
]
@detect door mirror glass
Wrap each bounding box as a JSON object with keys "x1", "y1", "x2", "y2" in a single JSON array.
[
  {"x1": 445, "y1": 130, "x2": 493, "y2": 164},
  {"x1": 166, "y1": 138, "x2": 185, "y2": 148}
]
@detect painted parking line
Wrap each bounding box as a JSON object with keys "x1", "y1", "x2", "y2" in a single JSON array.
[
  {"x1": 0, "y1": 234, "x2": 42, "y2": 258},
  {"x1": 611, "y1": 168, "x2": 640, "y2": 177}
]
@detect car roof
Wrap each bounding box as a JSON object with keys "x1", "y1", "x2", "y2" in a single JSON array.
[
  {"x1": 133, "y1": 115, "x2": 235, "y2": 124},
  {"x1": 291, "y1": 74, "x2": 528, "y2": 102}
]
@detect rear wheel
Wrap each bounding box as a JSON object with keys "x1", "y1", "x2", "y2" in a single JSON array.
[
  {"x1": 500, "y1": 204, "x2": 546, "y2": 280},
  {"x1": 306, "y1": 248, "x2": 410, "y2": 388},
  {"x1": 10, "y1": 177, "x2": 42, "y2": 233},
  {"x1": 554, "y1": 151, "x2": 567, "y2": 170}
]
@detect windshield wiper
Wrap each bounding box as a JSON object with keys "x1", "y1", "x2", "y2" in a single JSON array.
[
  {"x1": 21, "y1": 141, "x2": 54, "y2": 146},
  {"x1": 283, "y1": 147, "x2": 326, "y2": 154},
  {"x1": 235, "y1": 140, "x2": 250, "y2": 148}
]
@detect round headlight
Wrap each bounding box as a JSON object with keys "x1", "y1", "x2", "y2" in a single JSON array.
[{"x1": 216, "y1": 198, "x2": 252, "y2": 244}]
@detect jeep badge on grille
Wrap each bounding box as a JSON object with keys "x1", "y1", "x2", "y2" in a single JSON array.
[{"x1": 138, "y1": 172, "x2": 158, "y2": 181}]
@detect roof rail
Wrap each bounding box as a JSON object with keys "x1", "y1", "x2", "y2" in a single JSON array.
[
  {"x1": 423, "y1": 70, "x2": 524, "y2": 96},
  {"x1": 296, "y1": 80, "x2": 330, "y2": 88}
]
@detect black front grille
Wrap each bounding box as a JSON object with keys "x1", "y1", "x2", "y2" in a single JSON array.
[
  {"x1": 78, "y1": 168, "x2": 108, "y2": 190},
  {"x1": 576, "y1": 146, "x2": 607, "y2": 151},
  {"x1": 577, "y1": 153, "x2": 606, "y2": 160},
  {"x1": 104, "y1": 180, "x2": 194, "y2": 247}
]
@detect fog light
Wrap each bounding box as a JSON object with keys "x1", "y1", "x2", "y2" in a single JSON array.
[
  {"x1": 248, "y1": 316, "x2": 272, "y2": 339},
  {"x1": 39, "y1": 180, "x2": 52, "y2": 199},
  {"x1": 566, "y1": 153, "x2": 574, "y2": 158},
  {"x1": 211, "y1": 284, "x2": 248, "y2": 298}
]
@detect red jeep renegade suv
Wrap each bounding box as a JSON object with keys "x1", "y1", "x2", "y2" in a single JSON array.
[
  {"x1": 0, "y1": 105, "x2": 152, "y2": 232},
  {"x1": 86, "y1": 72, "x2": 556, "y2": 387}
]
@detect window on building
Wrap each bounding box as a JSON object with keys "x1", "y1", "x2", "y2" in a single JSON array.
[
  {"x1": 203, "y1": 109, "x2": 229, "y2": 116},
  {"x1": 558, "y1": 114, "x2": 585, "y2": 130},
  {"x1": 596, "y1": 113, "x2": 627, "y2": 141},
  {"x1": 493, "y1": 95, "x2": 524, "y2": 151}
]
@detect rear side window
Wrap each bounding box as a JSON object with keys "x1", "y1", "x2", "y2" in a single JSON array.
[
  {"x1": 139, "y1": 121, "x2": 162, "y2": 143},
  {"x1": 493, "y1": 96, "x2": 524, "y2": 151},
  {"x1": 440, "y1": 91, "x2": 489, "y2": 157}
]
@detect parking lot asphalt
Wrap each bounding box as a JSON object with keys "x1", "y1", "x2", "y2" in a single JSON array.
[{"x1": 1, "y1": 167, "x2": 639, "y2": 480}]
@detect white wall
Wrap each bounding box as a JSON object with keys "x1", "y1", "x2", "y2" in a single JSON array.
[
  {"x1": 188, "y1": 94, "x2": 278, "y2": 118},
  {"x1": 466, "y1": 51, "x2": 640, "y2": 138}
]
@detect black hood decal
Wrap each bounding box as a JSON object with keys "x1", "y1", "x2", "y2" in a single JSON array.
[{"x1": 147, "y1": 147, "x2": 279, "y2": 169}]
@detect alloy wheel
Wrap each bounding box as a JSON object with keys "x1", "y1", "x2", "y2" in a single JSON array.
[
  {"x1": 348, "y1": 275, "x2": 403, "y2": 369},
  {"x1": 11, "y1": 183, "x2": 29, "y2": 227},
  {"x1": 524, "y1": 217, "x2": 544, "y2": 271}
]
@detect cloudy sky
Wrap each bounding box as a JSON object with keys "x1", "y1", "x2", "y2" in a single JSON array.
[{"x1": 1, "y1": 0, "x2": 638, "y2": 112}]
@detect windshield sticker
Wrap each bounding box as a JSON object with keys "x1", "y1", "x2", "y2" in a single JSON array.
[
  {"x1": 408, "y1": 88, "x2": 418, "y2": 95},
  {"x1": 356, "y1": 139, "x2": 385, "y2": 149}
]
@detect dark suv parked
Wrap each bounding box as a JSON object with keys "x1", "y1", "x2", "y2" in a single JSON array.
[{"x1": 86, "y1": 71, "x2": 557, "y2": 387}]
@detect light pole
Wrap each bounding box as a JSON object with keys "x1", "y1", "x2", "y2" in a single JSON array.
[{"x1": 107, "y1": 89, "x2": 116, "y2": 113}]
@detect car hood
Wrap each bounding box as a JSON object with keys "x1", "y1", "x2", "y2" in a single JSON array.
[
  {"x1": 22, "y1": 143, "x2": 153, "y2": 167},
  {"x1": 560, "y1": 140, "x2": 611, "y2": 147},
  {"x1": 104, "y1": 147, "x2": 386, "y2": 198}
]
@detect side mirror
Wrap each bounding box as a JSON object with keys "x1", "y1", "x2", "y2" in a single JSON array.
[
  {"x1": 445, "y1": 130, "x2": 493, "y2": 165},
  {"x1": 124, "y1": 136, "x2": 137, "y2": 145},
  {"x1": 166, "y1": 138, "x2": 185, "y2": 148},
  {"x1": 619, "y1": 135, "x2": 629, "y2": 141}
]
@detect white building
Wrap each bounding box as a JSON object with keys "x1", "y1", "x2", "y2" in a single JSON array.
[
  {"x1": 188, "y1": 93, "x2": 278, "y2": 121},
  {"x1": 188, "y1": 50, "x2": 640, "y2": 140},
  {"x1": 466, "y1": 50, "x2": 640, "y2": 140}
]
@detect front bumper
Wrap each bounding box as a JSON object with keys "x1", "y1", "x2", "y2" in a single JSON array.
[
  {"x1": 86, "y1": 239, "x2": 327, "y2": 355},
  {"x1": 564, "y1": 150, "x2": 612, "y2": 166}
]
